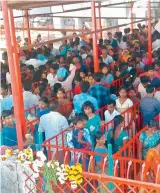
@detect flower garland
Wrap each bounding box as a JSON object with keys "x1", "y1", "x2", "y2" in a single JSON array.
[{"x1": 0, "y1": 146, "x2": 83, "y2": 191}]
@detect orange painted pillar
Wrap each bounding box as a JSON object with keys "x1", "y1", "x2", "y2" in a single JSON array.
[
  {"x1": 148, "y1": 0, "x2": 152, "y2": 65},
  {"x1": 130, "y1": 2, "x2": 133, "y2": 32},
  {"x1": 98, "y1": 2, "x2": 102, "y2": 39},
  {"x1": 24, "y1": 10, "x2": 31, "y2": 46},
  {"x1": 2, "y1": 1, "x2": 25, "y2": 149},
  {"x1": 91, "y1": 1, "x2": 99, "y2": 72}
]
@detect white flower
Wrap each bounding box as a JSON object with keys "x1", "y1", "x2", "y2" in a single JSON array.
[
  {"x1": 23, "y1": 161, "x2": 31, "y2": 166},
  {"x1": 54, "y1": 161, "x2": 59, "y2": 167},
  {"x1": 33, "y1": 172, "x2": 39, "y2": 178},
  {"x1": 71, "y1": 183, "x2": 77, "y2": 189},
  {"x1": 58, "y1": 177, "x2": 65, "y2": 184},
  {"x1": 36, "y1": 151, "x2": 47, "y2": 162},
  {"x1": 56, "y1": 172, "x2": 61, "y2": 176},
  {"x1": 32, "y1": 162, "x2": 40, "y2": 173},
  {"x1": 61, "y1": 164, "x2": 65, "y2": 169},
  {"x1": 56, "y1": 167, "x2": 62, "y2": 172}
]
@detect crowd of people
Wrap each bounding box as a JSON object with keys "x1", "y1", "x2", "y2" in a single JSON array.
[{"x1": 1, "y1": 22, "x2": 160, "y2": 183}]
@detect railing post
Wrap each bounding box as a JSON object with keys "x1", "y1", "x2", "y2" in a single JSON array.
[{"x1": 108, "y1": 144, "x2": 114, "y2": 191}]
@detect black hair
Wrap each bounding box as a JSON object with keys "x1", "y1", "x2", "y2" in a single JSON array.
[
  {"x1": 140, "y1": 76, "x2": 150, "y2": 84},
  {"x1": 101, "y1": 45, "x2": 107, "y2": 50},
  {"x1": 148, "y1": 119, "x2": 157, "y2": 128},
  {"x1": 23, "y1": 81, "x2": 32, "y2": 91},
  {"x1": 107, "y1": 32, "x2": 112, "y2": 35},
  {"x1": 40, "y1": 78, "x2": 48, "y2": 86},
  {"x1": 1, "y1": 83, "x2": 8, "y2": 90},
  {"x1": 119, "y1": 86, "x2": 128, "y2": 93},
  {"x1": 146, "y1": 84, "x2": 155, "y2": 94},
  {"x1": 107, "y1": 99, "x2": 116, "y2": 106},
  {"x1": 111, "y1": 115, "x2": 124, "y2": 146},
  {"x1": 74, "y1": 75, "x2": 82, "y2": 82},
  {"x1": 110, "y1": 86, "x2": 117, "y2": 95},
  {"x1": 93, "y1": 72, "x2": 103, "y2": 83},
  {"x1": 49, "y1": 100, "x2": 59, "y2": 111},
  {"x1": 50, "y1": 63, "x2": 59, "y2": 70},
  {"x1": 72, "y1": 113, "x2": 88, "y2": 125},
  {"x1": 154, "y1": 60, "x2": 160, "y2": 67},
  {"x1": 39, "y1": 83, "x2": 46, "y2": 97},
  {"x1": 80, "y1": 46, "x2": 86, "y2": 51},
  {"x1": 80, "y1": 81, "x2": 90, "y2": 93},
  {"x1": 20, "y1": 63, "x2": 26, "y2": 68},
  {"x1": 57, "y1": 88, "x2": 65, "y2": 94},
  {"x1": 1, "y1": 110, "x2": 13, "y2": 119},
  {"x1": 99, "y1": 62, "x2": 108, "y2": 71},
  {"x1": 39, "y1": 97, "x2": 49, "y2": 105},
  {"x1": 52, "y1": 83, "x2": 62, "y2": 97},
  {"x1": 147, "y1": 65, "x2": 154, "y2": 71},
  {"x1": 122, "y1": 36, "x2": 127, "y2": 42},
  {"x1": 94, "y1": 130, "x2": 105, "y2": 149},
  {"x1": 82, "y1": 101, "x2": 95, "y2": 113},
  {"x1": 27, "y1": 65, "x2": 34, "y2": 72}
]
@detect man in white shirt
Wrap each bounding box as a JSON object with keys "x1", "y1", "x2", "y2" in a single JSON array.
[
  {"x1": 101, "y1": 45, "x2": 113, "y2": 65},
  {"x1": 38, "y1": 100, "x2": 69, "y2": 163},
  {"x1": 47, "y1": 64, "x2": 58, "y2": 87},
  {"x1": 23, "y1": 82, "x2": 39, "y2": 111},
  {"x1": 104, "y1": 99, "x2": 120, "y2": 131},
  {"x1": 47, "y1": 43, "x2": 60, "y2": 56},
  {"x1": 138, "y1": 76, "x2": 150, "y2": 99}
]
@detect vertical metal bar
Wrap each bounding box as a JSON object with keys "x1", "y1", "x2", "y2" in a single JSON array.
[
  {"x1": 2, "y1": 2, "x2": 25, "y2": 149},
  {"x1": 148, "y1": 0, "x2": 152, "y2": 65},
  {"x1": 130, "y1": 2, "x2": 133, "y2": 31},
  {"x1": 98, "y1": 2, "x2": 102, "y2": 39},
  {"x1": 91, "y1": 1, "x2": 99, "y2": 72},
  {"x1": 24, "y1": 10, "x2": 31, "y2": 46}
]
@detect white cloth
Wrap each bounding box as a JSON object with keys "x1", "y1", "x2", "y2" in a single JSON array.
[
  {"x1": 23, "y1": 91, "x2": 39, "y2": 110},
  {"x1": 47, "y1": 73, "x2": 57, "y2": 87},
  {"x1": 104, "y1": 109, "x2": 120, "y2": 130},
  {"x1": 154, "y1": 91, "x2": 160, "y2": 102},
  {"x1": 56, "y1": 65, "x2": 76, "y2": 92},
  {"x1": 138, "y1": 83, "x2": 147, "y2": 99},
  {"x1": 25, "y1": 59, "x2": 47, "y2": 69},
  {"x1": 152, "y1": 39, "x2": 160, "y2": 51},
  {"x1": 51, "y1": 47, "x2": 60, "y2": 56},
  {"x1": 119, "y1": 40, "x2": 127, "y2": 50},
  {"x1": 6, "y1": 72, "x2": 11, "y2": 84},
  {"x1": 38, "y1": 112, "x2": 69, "y2": 148}
]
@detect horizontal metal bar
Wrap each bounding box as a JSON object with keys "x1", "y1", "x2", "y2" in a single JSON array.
[
  {"x1": 15, "y1": 27, "x2": 91, "y2": 32},
  {"x1": 19, "y1": 18, "x2": 146, "y2": 51}
]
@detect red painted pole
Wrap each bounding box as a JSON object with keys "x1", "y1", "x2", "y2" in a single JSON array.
[
  {"x1": 24, "y1": 10, "x2": 31, "y2": 46},
  {"x1": 91, "y1": 1, "x2": 99, "y2": 72},
  {"x1": 130, "y1": 2, "x2": 133, "y2": 32},
  {"x1": 98, "y1": 2, "x2": 102, "y2": 39},
  {"x1": 148, "y1": 0, "x2": 152, "y2": 65},
  {"x1": 2, "y1": 1, "x2": 25, "y2": 149}
]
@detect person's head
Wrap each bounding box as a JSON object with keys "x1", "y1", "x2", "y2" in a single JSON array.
[
  {"x1": 23, "y1": 81, "x2": 32, "y2": 92},
  {"x1": 107, "y1": 32, "x2": 112, "y2": 40},
  {"x1": 154, "y1": 61, "x2": 160, "y2": 71},
  {"x1": 2, "y1": 110, "x2": 14, "y2": 127},
  {"x1": 88, "y1": 74, "x2": 94, "y2": 86},
  {"x1": 134, "y1": 40, "x2": 140, "y2": 48},
  {"x1": 95, "y1": 130, "x2": 105, "y2": 147},
  {"x1": 74, "y1": 75, "x2": 82, "y2": 85},
  {"x1": 80, "y1": 69, "x2": 87, "y2": 79},
  {"x1": 93, "y1": 72, "x2": 102, "y2": 83},
  {"x1": 72, "y1": 56, "x2": 80, "y2": 65},
  {"x1": 100, "y1": 63, "x2": 110, "y2": 75},
  {"x1": 140, "y1": 76, "x2": 150, "y2": 86},
  {"x1": 26, "y1": 65, "x2": 34, "y2": 74},
  {"x1": 80, "y1": 81, "x2": 90, "y2": 93},
  {"x1": 17, "y1": 36, "x2": 21, "y2": 42},
  {"x1": 72, "y1": 113, "x2": 88, "y2": 129},
  {"x1": 47, "y1": 43, "x2": 53, "y2": 50},
  {"x1": 49, "y1": 100, "x2": 59, "y2": 112},
  {"x1": 122, "y1": 50, "x2": 129, "y2": 57},
  {"x1": 108, "y1": 49, "x2": 114, "y2": 57},
  {"x1": 80, "y1": 46, "x2": 86, "y2": 54},
  {"x1": 57, "y1": 88, "x2": 65, "y2": 99},
  {"x1": 1, "y1": 84, "x2": 8, "y2": 97},
  {"x1": 85, "y1": 55, "x2": 93, "y2": 65},
  {"x1": 38, "y1": 97, "x2": 49, "y2": 110},
  {"x1": 113, "y1": 115, "x2": 124, "y2": 131},
  {"x1": 146, "y1": 84, "x2": 155, "y2": 96},
  {"x1": 119, "y1": 63, "x2": 128, "y2": 72},
  {"x1": 50, "y1": 64, "x2": 58, "y2": 74},
  {"x1": 147, "y1": 66, "x2": 154, "y2": 78},
  {"x1": 37, "y1": 34, "x2": 42, "y2": 41},
  {"x1": 135, "y1": 53, "x2": 141, "y2": 63},
  {"x1": 82, "y1": 101, "x2": 95, "y2": 116},
  {"x1": 20, "y1": 63, "x2": 27, "y2": 72},
  {"x1": 107, "y1": 99, "x2": 116, "y2": 113},
  {"x1": 37, "y1": 48, "x2": 42, "y2": 54},
  {"x1": 60, "y1": 56, "x2": 65, "y2": 64},
  {"x1": 40, "y1": 78, "x2": 48, "y2": 86},
  {"x1": 101, "y1": 45, "x2": 107, "y2": 56},
  {"x1": 148, "y1": 119, "x2": 157, "y2": 130},
  {"x1": 128, "y1": 87, "x2": 136, "y2": 98},
  {"x1": 119, "y1": 87, "x2": 128, "y2": 98},
  {"x1": 52, "y1": 83, "x2": 62, "y2": 96}
]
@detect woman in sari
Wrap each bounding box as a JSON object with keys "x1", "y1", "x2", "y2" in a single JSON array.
[{"x1": 138, "y1": 120, "x2": 160, "y2": 160}]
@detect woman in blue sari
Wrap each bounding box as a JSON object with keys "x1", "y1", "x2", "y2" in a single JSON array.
[
  {"x1": 36, "y1": 97, "x2": 50, "y2": 118},
  {"x1": 138, "y1": 120, "x2": 160, "y2": 160}
]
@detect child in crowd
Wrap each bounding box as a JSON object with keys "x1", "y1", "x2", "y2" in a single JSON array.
[
  {"x1": 88, "y1": 74, "x2": 95, "y2": 87},
  {"x1": 57, "y1": 88, "x2": 72, "y2": 118},
  {"x1": 52, "y1": 83, "x2": 62, "y2": 98},
  {"x1": 121, "y1": 50, "x2": 131, "y2": 63},
  {"x1": 100, "y1": 63, "x2": 114, "y2": 85},
  {"x1": 74, "y1": 75, "x2": 82, "y2": 95},
  {"x1": 80, "y1": 69, "x2": 89, "y2": 82},
  {"x1": 82, "y1": 101, "x2": 101, "y2": 150},
  {"x1": 47, "y1": 64, "x2": 58, "y2": 87},
  {"x1": 36, "y1": 97, "x2": 50, "y2": 118}
]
